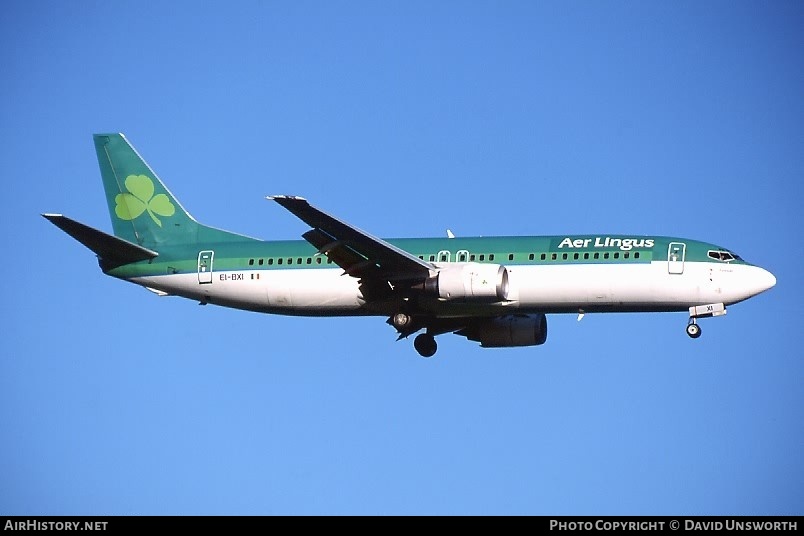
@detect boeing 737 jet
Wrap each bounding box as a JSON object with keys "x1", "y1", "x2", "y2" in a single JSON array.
[{"x1": 44, "y1": 134, "x2": 776, "y2": 357}]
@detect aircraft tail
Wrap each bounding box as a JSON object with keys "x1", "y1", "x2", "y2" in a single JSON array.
[{"x1": 94, "y1": 133, "x2": 251, "y2": 248}]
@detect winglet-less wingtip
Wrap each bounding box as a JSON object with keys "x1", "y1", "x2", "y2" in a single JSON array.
[{"x1": 267, "y1": 195, "x2": 308, "y2": 201}]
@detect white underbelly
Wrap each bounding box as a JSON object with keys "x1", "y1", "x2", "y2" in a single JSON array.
[{"x1": 132, "y1": 268, "x2": 365, "y2": 314}]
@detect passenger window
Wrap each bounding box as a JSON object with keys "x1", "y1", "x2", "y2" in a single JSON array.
[
  {"x1": 268, "y1": 258, "x2": 273, "y2": 265},
  {"x1": 489, "y1": 254, "x2": 495, "y2": 261},
  {"x1": 562, "y1": 253, "x2": 568, "y2": 260},
  {"x1": 541, "y1": 253, "x2": 546, "y2": 261},
  {"x1": 634, "y1": 252, "x2": 640, "y2": 259},
  {"x1": 458, "y1": 253, "x2": 467, "y2": 262},
  {"x1": 528, "y1": 253, "x2": 535, "y2": 261},
  {"x1": 573, "y1": 253, "x2": 579, "y2": 260},
  {"x1": 297, "y1": 258, "x2": 302, "y2": 265},
  {"x1": 287, "y1": 258, "x2": 292, "y2": 265},
  {"x1": 249, "y1": 259, "x2": 254, "y2": 266},
  {"x1": 470, "y1": 254, "x2": 476, "y2": 261},
  {"x1": 259, "y1": 258, "x2": 264, "y2": 266},
  {"x1": 551, "y1": 253, "x2": 557, "y2": 260},
  {"x1": 614, "y1": 252, "x2": 619, "y2": 259},
  {"x1": 429, "y1": 255, "x2": 435, "y2": 262},
  {"x1": 508, "y1": 254, "x2": 514, "y2": 261},
  {"x1": 306, "y1": 258, "x2": 312, "y2": 264},
  {"x1": 418, "y1": 255, "x2": 424, "y2": 260},
  {"x1": 479, "y1": 254, "x2": 485, "y2": 261},
  {"x1": 316, "y1": 257, "x2": 322, "y2": 264},
  {"x1": 584, "y1": 253, "x2": 589, "y2": 260},
  {"x1": 624, "y1": 252, "x2": 629, "y2": 259},
  {"x1": 439, "y1": 253, "x2": 448, "y2": 262},
  {"x1": 604, "y1": 252, "x2": 609, "y2": 259},
  {"x1": 278, "y1": 258, "x2": 283, "y2": 265},
  {"x1": 594, "y1": 252, "x2": 599, "y2": 259}
]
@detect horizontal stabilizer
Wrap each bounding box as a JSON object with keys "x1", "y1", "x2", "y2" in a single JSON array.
[{"x1": 43, "y1": 214, "x2": 158, "y2": 269}]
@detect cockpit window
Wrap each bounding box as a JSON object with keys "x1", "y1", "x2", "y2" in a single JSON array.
[{"x1": 708, "y1": 250, "x2": 736, "y2": 262}]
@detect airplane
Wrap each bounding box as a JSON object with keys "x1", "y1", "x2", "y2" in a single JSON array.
[{"x1": 44, "y1": 133, "x2": 777, "y2": 357}]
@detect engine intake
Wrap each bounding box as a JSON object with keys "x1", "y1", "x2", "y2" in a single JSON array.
[
  {"x1": 424, "y1": 263, "x2": 509, "y2": 301},
  {"x1": 457, "y1": 314, "x2": 548, "y2": 348}
]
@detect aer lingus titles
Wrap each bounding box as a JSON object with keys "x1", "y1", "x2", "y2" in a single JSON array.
[{"x1": 557, "y1": 237, "x2": 656, "y2": 251}]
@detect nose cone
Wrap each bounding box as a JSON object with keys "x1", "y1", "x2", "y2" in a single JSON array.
[
  {"x1": 747, "y1": 266, "x2": 776, "y2": 297},
  {"x1": 757, "y1": 267, "x2": 777, "y2": 293},
  {"x1": 727, "y1": 265, "x2": 776, "y2": 304}
]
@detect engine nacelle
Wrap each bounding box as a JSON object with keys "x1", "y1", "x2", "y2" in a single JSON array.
[
  {"x1": 458, "y1": 314, "x2": 548, "y2": 348},
  {"x1": 424, "y1": 263, "x2": 509, "y2": 301}
]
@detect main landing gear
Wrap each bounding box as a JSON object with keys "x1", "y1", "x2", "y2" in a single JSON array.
[
  {"x1": 389, "y1": 312, "x2": 438, "y2": 358},
  {"x1": 391, "y1": 312, "x2": 412, "y2": 331},
  {"x1": 413, "y1": 333, "x2": 437, "y2": 358},
  {"x1": 686, "y1": 302, "x2": 726, "y2": 339}
]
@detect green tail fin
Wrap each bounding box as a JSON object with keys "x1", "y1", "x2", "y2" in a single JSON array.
[
  {"x1": 94, "y1": 133, "x2": 252, "y2": 248},
  {"x1": 94, "y1": 133, "x2": 198, "y2": 247}
]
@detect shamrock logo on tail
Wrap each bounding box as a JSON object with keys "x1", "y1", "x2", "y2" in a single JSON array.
[{"x1": 115, "y1": 175, "x2": 175, "y2": 227}]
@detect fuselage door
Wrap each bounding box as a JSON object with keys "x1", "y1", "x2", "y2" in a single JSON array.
[
  {"x1": 437, "y1": 250, "x2": 451, "y2": 263},
  {"x1": 198, "y1": 250, "x2": 214, "y2": 284},
  {"x1": 668, "y1": 242, "x2": 686, "y2": 275}
]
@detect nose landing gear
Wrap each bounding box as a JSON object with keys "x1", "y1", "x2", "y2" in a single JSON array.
[
  {"x1": 686, "y1": 303, "x2": 726, "y2": 339},
  {"x1": 686, "y1": 320, "x2": 702, "y2": 339}
]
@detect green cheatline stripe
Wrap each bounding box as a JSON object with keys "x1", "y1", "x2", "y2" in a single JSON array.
[
  {"x1": 105, "y1": 234, "x2": 747, "y2": 278},
  {"x1": 109, "y1": 250, "x2": 656, "y2": 279}
]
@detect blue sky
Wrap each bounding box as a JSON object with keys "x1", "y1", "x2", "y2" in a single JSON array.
[{"x1": 2, "y1": 1, "x2": 802, "y2": 515}]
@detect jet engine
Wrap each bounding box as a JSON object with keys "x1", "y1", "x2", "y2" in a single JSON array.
[
  {"x1": 424, "y1": 263, "x2": 509, "y2": 301},
  {"x1": 457, "y1": 314, "x2": 548, "y2": 347}
]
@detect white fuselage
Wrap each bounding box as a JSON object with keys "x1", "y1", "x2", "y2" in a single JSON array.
[{"x1": 130, "y1": 260, "x2": 775, "y2": 317}]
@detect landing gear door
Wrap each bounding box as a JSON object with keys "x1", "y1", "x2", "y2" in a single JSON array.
[
  {"x1": 668, "y1": 242, "x2": 685, "y2": 275},
  {"x1": 198, "y1": 250, "x2": 214, "y2": 284}
]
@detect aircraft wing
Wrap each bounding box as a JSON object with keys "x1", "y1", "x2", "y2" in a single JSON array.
[{"x1": 269, "y1": 196, "x2": 433, "y2": 281}]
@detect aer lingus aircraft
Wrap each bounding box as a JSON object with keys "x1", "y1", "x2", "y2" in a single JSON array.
[{"x1": 45, "y1": 134, "x2": 776, "y2": 357}]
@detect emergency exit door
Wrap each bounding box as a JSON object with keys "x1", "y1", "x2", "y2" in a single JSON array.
[{"x1": 198, "y1": 250, "x2": 214, "y2": 284}]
